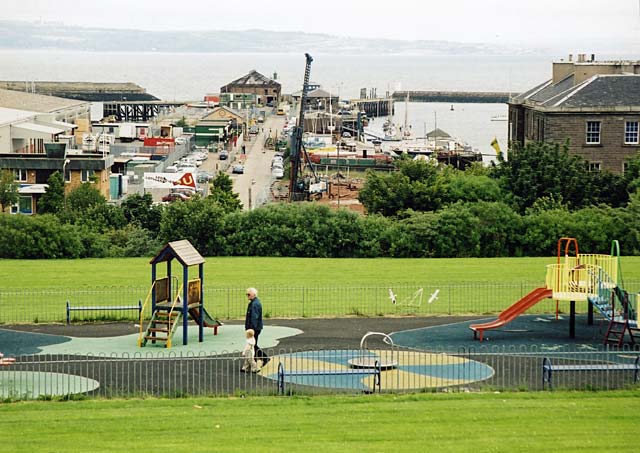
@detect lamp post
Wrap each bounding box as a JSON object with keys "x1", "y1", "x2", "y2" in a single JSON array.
[
  {"x1": 62, "y1": 159, "x2": 70, "y2": 182},
  {"x1": 62, "y1": 159, "x2": 70, "y2": 208}
]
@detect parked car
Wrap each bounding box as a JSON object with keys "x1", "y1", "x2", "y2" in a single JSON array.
[
  {"x1": 196, "y1": 171, "x2": 213, "y2": 183},
  {"x1": 173, "y1": 187, "x2": 197, "y2": 197},
  {"x1": 162, "y1": 192, "x2": 191, "y2": 203},
  {"x1": 219, "y1": 150, "x2": 229, "y2": 160},
  {"x1": 272, "y1": 167, "x2": 284, "y2": 179},
  {"x1": 249, "y1": 125, "x2": 259, "y2": 135},
  {"x1": 176, "y1": 163, "x2": 197, "y2": 173},
  {"x1": 232, "y1": 164, "x2": 245, "y2": 174}
]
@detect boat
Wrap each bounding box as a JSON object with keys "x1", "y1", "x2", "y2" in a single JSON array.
[
  {"x1": 491, "y1": 114, "x2": 508, "y2": 122},
  {"x1": 382, "y1": 118, "x2": 397, "y2": 140},
  {"x1": 388, "y1": 127, "x2": 477, "y2": 163}
]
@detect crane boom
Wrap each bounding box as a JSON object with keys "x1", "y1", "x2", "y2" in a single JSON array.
[{"x1": 289, "y1": 53, "x2": 313, "y2": 201}]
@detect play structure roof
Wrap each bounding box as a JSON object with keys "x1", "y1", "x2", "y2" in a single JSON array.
[{"x1": 150, "y1": 240, "x2": 205, "y2": 267}]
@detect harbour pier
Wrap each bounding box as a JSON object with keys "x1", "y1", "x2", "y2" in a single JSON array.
[
  {"x1": 349, "y1": 98, "x2": 394, "y2": 118},
  {"x1": 392, "y1": 90, "x2": 516, "y2": 103}
]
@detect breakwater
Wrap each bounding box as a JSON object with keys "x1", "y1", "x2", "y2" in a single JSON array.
[
  {"x1": 0, "y1": 81, "x2": 158, "y2": 102},
  {"x1": 392, "y1": 90, "x2": 516, "y2": 103}
]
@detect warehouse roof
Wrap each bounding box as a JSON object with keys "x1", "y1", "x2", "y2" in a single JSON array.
[{"x1": 0, "y1": 88, "x2": 88, "y2": 113}]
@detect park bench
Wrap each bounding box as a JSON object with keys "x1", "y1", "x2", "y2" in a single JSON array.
[
  {"x1": 66, "y1": 300, "x2": 142, "y2": 324},
  {"x1": 277, "y1": 361, "x2": 381, "y2": 395},
  {"x1": 542, "y1": 356, "x2": 640, "y2": 389}
]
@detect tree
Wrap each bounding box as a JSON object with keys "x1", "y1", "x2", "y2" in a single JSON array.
[
  {"x1": 492, "y1": 141, "x2": 607, "y2": 212},
  {"x1": 121, "y1": 193, "x2": 163, "y2": 234},
  {"x1": 622, "y1": 152, "x2": 640, "y2": 196},
  {"x1": 208, "y1": 173, "x2": 242, "y2": 212},
  {"x1": 38, "y1": 171, "x2": 65, "y2": 214},
  {"x1": 359, "y1": 159, "x2": 503, "y2": 217},
  {"x1": 359, "y1": 158, "x2": 445, "y2": 216},
  {"x1": 66, "y1": 183, "x2": 106, "y2": 212},
  {"x1": 0, "y1": 170, "x2": 19, "y2": 213},
  {"x1": 160, "y1": 197, "x2": 227, "y2": 255}
]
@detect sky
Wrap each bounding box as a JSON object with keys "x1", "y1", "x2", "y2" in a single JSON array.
[{"x1": 3, "y1": 0, "x2": 640, "y2": 52}]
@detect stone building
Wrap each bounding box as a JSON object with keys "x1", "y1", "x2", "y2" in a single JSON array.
[
  {"x1": 508, "y1": 55, "x2": 640, "y2": 173},
  {"x1": 220, "y1": 70, "x2": 281, "y2": 106}
]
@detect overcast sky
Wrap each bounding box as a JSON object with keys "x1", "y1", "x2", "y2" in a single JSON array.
[{"x1": 4, "y1": 0, "x2": 640, "y2": 51}]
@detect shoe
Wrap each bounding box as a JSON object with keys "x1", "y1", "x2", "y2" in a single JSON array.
[{"x1": 262, "y1": 358, "x2": 270, "y2": 367}]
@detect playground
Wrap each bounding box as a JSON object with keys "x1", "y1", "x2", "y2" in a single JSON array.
[{"x1": 1, "y1": 238, "x2": 639, "y2": 398}]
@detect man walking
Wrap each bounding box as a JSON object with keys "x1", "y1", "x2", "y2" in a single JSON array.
[{"x1": 245, "y1": 288, "x2": 269, "y2": 367}]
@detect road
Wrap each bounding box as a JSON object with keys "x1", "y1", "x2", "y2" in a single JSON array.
[{"x1": 229, "y1": 115, "x2": 286, "y2": 210}]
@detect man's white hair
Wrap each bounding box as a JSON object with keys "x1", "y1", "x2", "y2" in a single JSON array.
[{"x1": 246, "y1": 287, "x2": 258, "y2": 297}]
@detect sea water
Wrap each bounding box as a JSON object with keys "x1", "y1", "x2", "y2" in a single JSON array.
[{"x1": 0, "y1": 50, "x2": 554, "y2": 156}]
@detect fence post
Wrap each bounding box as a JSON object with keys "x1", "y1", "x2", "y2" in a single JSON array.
[{"x1": 301, "y1": 287, "x2": 305, "y2": 318}]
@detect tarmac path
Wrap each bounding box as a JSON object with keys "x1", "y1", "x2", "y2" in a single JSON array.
[{"x1": 230, "y1": 115, "x2": 286, "y2": 210}]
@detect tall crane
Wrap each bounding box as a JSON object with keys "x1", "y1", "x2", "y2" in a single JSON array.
[{"x1": 288, "y1": 53, "x2": 321, "y2": 201}]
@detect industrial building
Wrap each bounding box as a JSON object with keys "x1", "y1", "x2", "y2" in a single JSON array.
[
  {"x1": 220, "y1": 70, "x2": 281, "y2": 107},
  {"x1": 0, "y1": 89, "x2": 111, "y2": 213}
]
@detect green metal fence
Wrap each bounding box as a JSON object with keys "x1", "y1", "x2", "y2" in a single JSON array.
[{"x1": 1, "y1": 281, "x2": 639, "y2": 324}]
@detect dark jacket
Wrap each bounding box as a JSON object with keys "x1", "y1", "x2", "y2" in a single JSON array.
[{"x1": 245, "y1": 297, "x2": 263, "y2": 332}]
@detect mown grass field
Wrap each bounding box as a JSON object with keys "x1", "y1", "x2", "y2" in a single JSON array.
[
  {"x1": 1, "y1": 391, "x2": 639, "y2": 452},
  {"x1": 2, "y1": 256, "x2": 640, "y2": 323},
  {"x1": 4, "y1": 256, "x2": 640, "y2": 289}
]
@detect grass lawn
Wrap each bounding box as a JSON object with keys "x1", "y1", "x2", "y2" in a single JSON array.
[
  {"x1": 3, "y1": 256, "x2": 640, "y2": 290},
  {"x1": 1, "y1": 391, "x2": 639, "y2": 452},
  {"x1": 2, "y1": 256, "x2": 640, "y2": 322}
]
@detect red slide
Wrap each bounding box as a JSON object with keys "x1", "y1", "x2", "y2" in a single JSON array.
[{"x1": 470, "y1": 287, "x2": 552, "y2": 341}]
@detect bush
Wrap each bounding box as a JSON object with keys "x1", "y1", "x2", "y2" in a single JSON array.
[{"x1": 0, "y1": 214, "x2": 105, "y2": 258}]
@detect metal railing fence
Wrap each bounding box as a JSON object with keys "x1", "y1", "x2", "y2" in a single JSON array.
[
  {"x1": 1, "y1": 347, "x2": 639, "y2": 400},
  {"x1": 2, "y1": 281, "x2": 639, "y2": 324}
]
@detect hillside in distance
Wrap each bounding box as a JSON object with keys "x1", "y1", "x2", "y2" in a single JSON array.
[{"x1": 0, "y1": 20, "x2": 536, "y2": 56}]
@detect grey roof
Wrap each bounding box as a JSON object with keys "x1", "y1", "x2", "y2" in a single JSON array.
[
  {"x1": 529, "y1": 74, "x2": 575, "y2": 104},
  {"x1": 150, "y1": 240, "x2": 205, "y2": 267},
  {"x1": 0, "y1": 88, "x2": 88, "y2": 113},
  {"x1": 223, "y1": 70, "x2": 280, "y2": 89},
  {"x1": 542, "y1": 75, "x2": 640, "y2": 108},
  {"x1": 426, "y1": 128, "x2": 451, "y2": 139},
  {"x1": 292, "y1": 88, "x2": 336, "y2": 99},
  {"x1": 511, "y1": 80, "x2": 552, "y2": 103}
]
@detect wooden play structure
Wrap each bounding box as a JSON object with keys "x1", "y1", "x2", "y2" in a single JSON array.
[
  {"x1": 137, "y1": 240, "x2": 221, "y2": 348},
  {"x1": 471, "y1": 238, "x2": 638, "y2": 345}
]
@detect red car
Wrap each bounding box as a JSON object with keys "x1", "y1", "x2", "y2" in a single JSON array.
[{"x1": 162, "y1": 192, "x2": 191, "y2": 202}]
